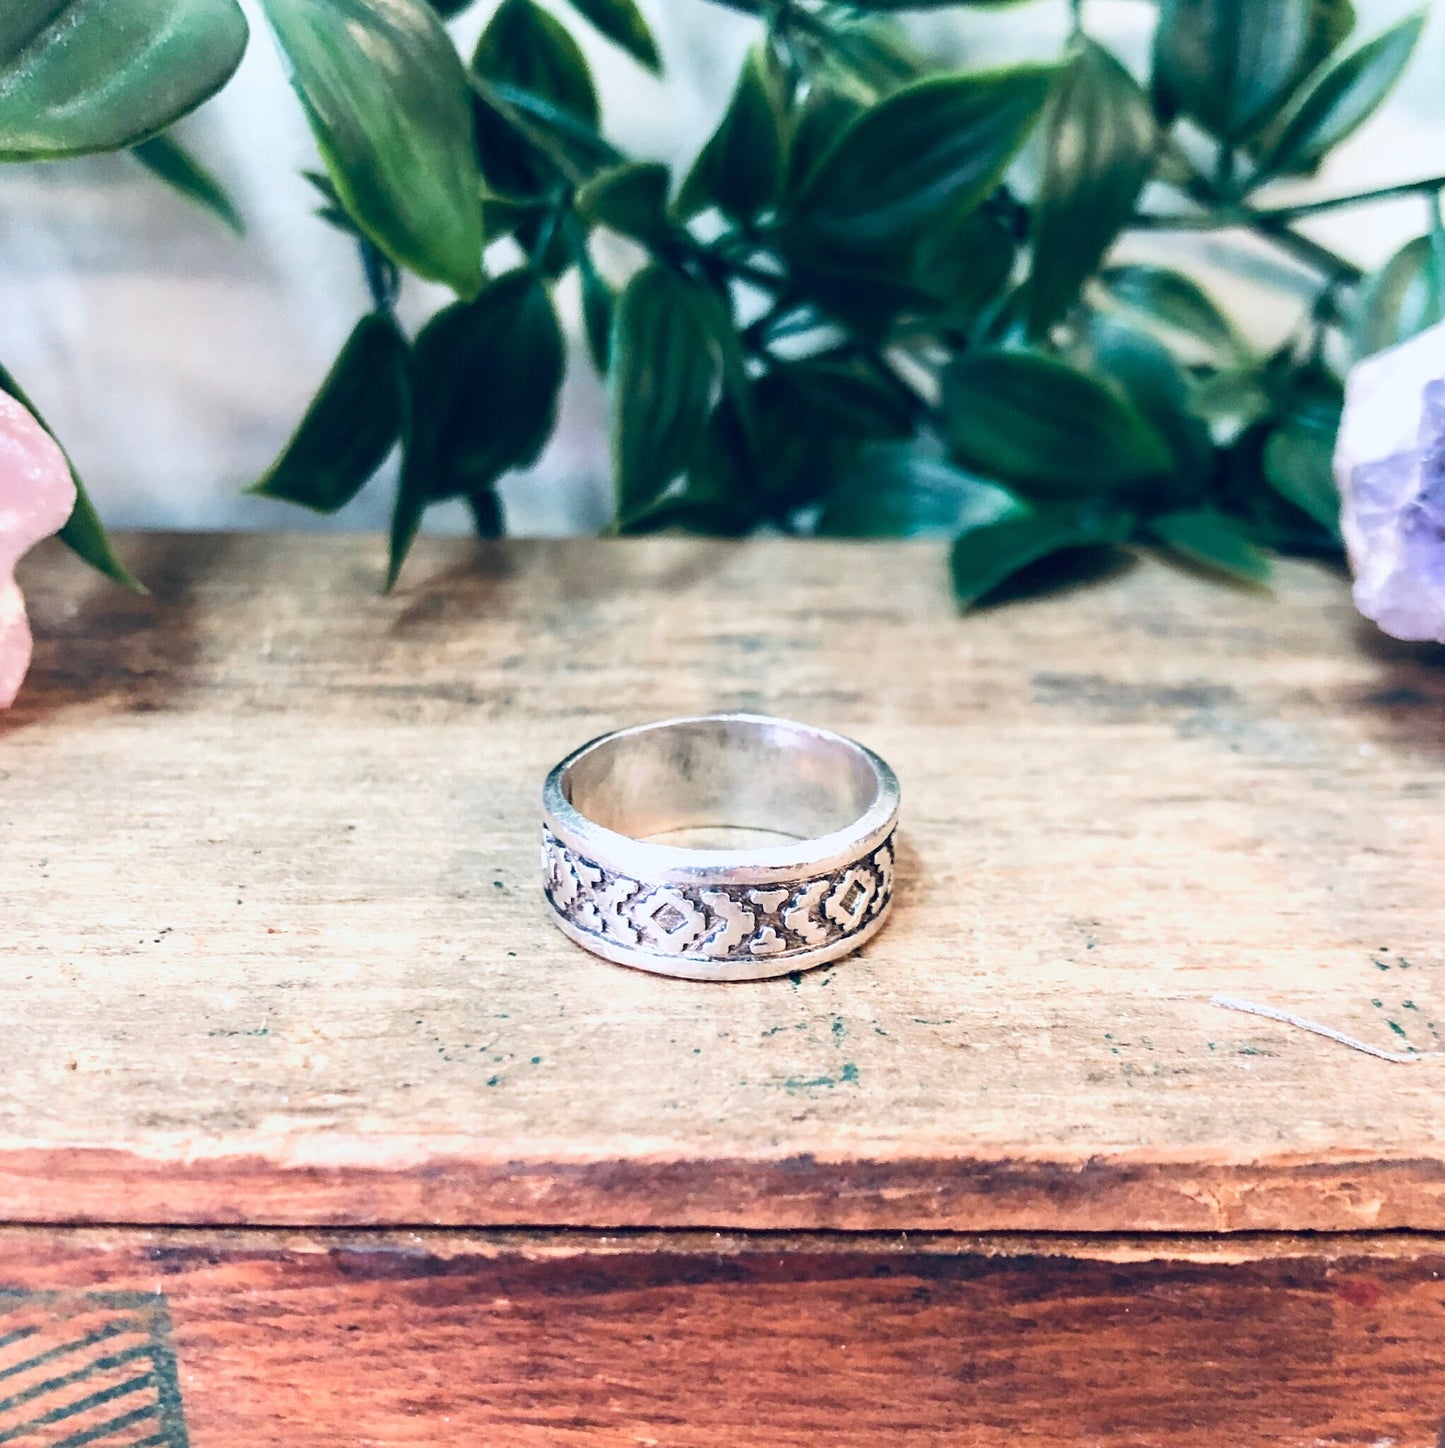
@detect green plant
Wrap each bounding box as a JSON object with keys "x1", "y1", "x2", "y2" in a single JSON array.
[
  {"x1": 0, "y1": 0, "x2": 250, "y2": 588},
  {"x1": 13, "y1": 0, "x2": 1445, "y2": 606}
]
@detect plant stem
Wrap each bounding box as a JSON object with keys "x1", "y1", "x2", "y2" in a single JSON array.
[
  {"x1": 1250, "y1": 212, "x2": 1363, "y2": 284},
  {"x1": 854, "y1": 345, "x2": 936, "y2": 421},
  {"x1": 528, "y1": 202, "x2": 565, "y2": 271},
  {"x1": 1128, "y1": 212, "x2": 1220, "y2": 230},
  {"x1": 1129, "y1": 207, "x2": 1364, "y2": 283},
  {"x1": 1427, "y1": 189, "x2": 1445, "y2": 322},
  {"x1": 1135, "y1": 174, "x2": 1445, "y2": 284},
  {"x1": 776, "y1": 4, "x2": 834, "y2": 44},
  {"x1": 705, "y1": 246, "x2": 788, "y2": 294},
  {"x1": 1214, "y1": 143, "x2": 1236, "y2": 194},
  {"x1": 358, "y1": 239, "x2": 400, "y2": 312},
  {"x1": 1250, "y1": 175, "x2": 1445, "y2": 222}
]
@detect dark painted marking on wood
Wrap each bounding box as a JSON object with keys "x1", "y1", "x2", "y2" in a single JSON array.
[{"x1": 0, "y1": 1291, "x2": 186, "y2": 1447}]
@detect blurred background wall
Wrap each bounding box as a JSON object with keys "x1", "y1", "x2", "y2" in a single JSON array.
[{"x1": 0, "y1": 0, "x2": 1434, "y2": 535}]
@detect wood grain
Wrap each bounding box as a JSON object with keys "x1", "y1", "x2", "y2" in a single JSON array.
[
  {"x1": 3, "y1": 533, "x2": 1444, "y2": 1232},
  {"x1": 2, "y1": 1227, "x2": 1444, "y2": 1447}
]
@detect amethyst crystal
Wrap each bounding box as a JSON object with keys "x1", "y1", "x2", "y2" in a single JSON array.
[{"x1": 1336, "y1": 324, "x2": 1445, "y2": 643}]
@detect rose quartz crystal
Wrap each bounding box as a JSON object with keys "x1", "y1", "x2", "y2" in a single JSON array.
[{"x1": 0, "y1": 392, "x2": 75, "y2": 706}]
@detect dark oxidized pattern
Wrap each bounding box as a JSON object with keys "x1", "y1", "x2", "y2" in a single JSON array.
[{"x1": 542, "y1": 829, "x2": 895, "y2": 964}]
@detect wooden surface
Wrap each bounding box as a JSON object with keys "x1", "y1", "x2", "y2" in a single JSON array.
[
  {"x1": 0, "y1": 1227, "x2": 1440, "y2": 1447},
  {"x1": 3, "y1": 533, "x2": 1444, "y2": 1232}
]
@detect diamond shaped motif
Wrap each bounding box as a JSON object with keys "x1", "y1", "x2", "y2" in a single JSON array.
[
  {"x1": 823, "y1": 866, "x2": 876, "y2": 930},
  {"x1": 632, "y1": 889, "x2": 707, "y2": 952}
]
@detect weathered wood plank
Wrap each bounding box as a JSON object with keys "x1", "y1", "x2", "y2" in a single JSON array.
[
  {"x1": 2, "y1": 534, "x2": 1443, "y2": 1231},
  {"x1": 0, "y1": 1228, "x2": 1442, "y2": 1447}
]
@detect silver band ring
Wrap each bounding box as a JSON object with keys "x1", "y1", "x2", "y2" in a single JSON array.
[{"x1": 541, "y1": 713, "x2": 900, "y2": 981}]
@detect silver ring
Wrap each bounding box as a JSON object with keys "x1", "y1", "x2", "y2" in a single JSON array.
[{"x1": 541, "y1": 713, "x2": 899, "y2": 981}]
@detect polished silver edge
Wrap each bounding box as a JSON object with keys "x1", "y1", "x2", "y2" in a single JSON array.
[
  {"x1": 539, "y1": 713, "x2": 900, "y2": 980},
  {"x1": 541, "y1": 712, "x2": 900, "y2": 888}
]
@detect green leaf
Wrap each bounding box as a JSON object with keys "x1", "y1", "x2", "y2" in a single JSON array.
[
  {"x1": 1244, "y1": 0, "x2": 1356, "y2": 173},
  {"x1": 785, "y1": 252, "x2": 937, "y2": 341},
  {"x1": 1028, "y1": 40, "x2": 1155, "y2": 337},
  {"x1": 942, "y1": 350, "x2": 1175, "y2": 495},
  {"x1": 470, "y1": 76, "x2": 619, "y2": 193},
  {"x1": 809, "y1": 12, "x2": 925, "y2": 100},
  {"x1": 1218, "y1": 358, "x2": 1342, "y2": 542},
  {"x1": 1254, "y1": 12, "x2": 1424, "y2": 184},
  {"x1": 301, "y1": 167, "x2": 364, "y2": 238},
  {"x1": 0, "y1": 361, "x2": 143, "y2": 591},
  {"x1": 1153, "y1": 0, "x2": 1315, "y2": 144},
  {"x1": 406, "y1": 271, "x2": 563, "y2": 500},
  {"x1": 1262, "y1": 418, "x2": 1341, "y2": 534},
  {"x1": 388, "y1": 466, "x2": 430, "y2": 593},
  {"x1": 251, "y1": 313, "x2": 407, "y2": 513},
  {"x1": 390, "y1": 269, "x2": 563, "y2": 586},
  {"x1": 1300, "y1": 0, "x2": 1358, "y2": 70},
  {"x1": 132, "y1": 132, "x2": 243, "y2": 234},
  {"x1": 1149, "y1": 508, "x2": 1272, "y2": 582},
  {"x1": 950, "y1": 509, "x2": 1129, "y2": 609},
  {"x1": 571, "y1": 226, "x2": 614, "y2": 373},
  {"x1": 621, "y1": 400, "x2": 757, "y2": 536},
  {"x1": 1085, "y1": 315, "x2": 1212, "y2": 486},
  {"x1": 468, "y1": 0, "x2": 611, "y2": 251},
  {"x1": 1188, "y1": 367, "x2": 1272, "y2": 438},
  {"x1": 610, "y1": 266, "x2": 729, "y2": 517},
  {"x1": 479, "y1": 186, "x2": 550, "y2": 239},
  {"x1": 1429, "y1": 190, "x2": 1445, "y2": 325},
  {"x1": 972, "y1": 283, "x2": 1030, "y2": 348},
  {"x1": 1099, "y1": 264, "x2": 1248, "y2": 366},
  {"x1": 843, "y1": 0, "x2": 1037, "y2": 7},
  {"x1": 1351, "y1": 235, "x2": 1445, "y2": 359},
  {"x1": 261, "y1": 0, "x2": 483, "y2": 296},
  {"x1": 775, "y1": 356, "x2": 917, "y2": 440},
  {"x1": 786, "y1": 85, "x2": 864, "y2": 195},
  {"x1": 787, "y1": 65, "x2": 1058, "y2": 251},
  {"x1": 473, "y1": 0, "x2": 597, "y2": 130},
  {"x1": 747, "y1": 357, "x2": 918, "y2": 516},
  {"x1": 0, "y1": 0, "x2": 248, "y2": 161},
  {"x1": 1271, "y1": 356, "x2": 1344, "y2": 430},
  {"x1": 677, "y1": 47, "x2": 784, "y2": 222},
  {"x1": 622, "y1": 489, "x2": 753, "y2": 536},
  {"x1": 817, "y1": 447, "x2": 1026, "y2": 538},
  {"x1": 576, "y1": 161, "x2": 672, "y2": 245},
  {"x1": 58, "y1": 485, "x2": 147, "y2": 592},
  {"x1": 467, "y1": 9, "x2": 612, "y2": 270},
  {"x1": 556, "y1": 0, "x2": 659, "y2": 73},
  {"x1": 912, "y1": 207, "x2": 1015, "y2": 327}
]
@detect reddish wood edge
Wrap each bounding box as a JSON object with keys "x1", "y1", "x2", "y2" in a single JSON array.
[
  {"x1": 1, "y1": 1226, "x2": 1443, "y2": 1447},
  {"x1": 3, "y1": 1147, "x2": 1444, "y2": 1231}
]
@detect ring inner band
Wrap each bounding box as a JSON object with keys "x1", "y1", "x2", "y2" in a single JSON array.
[{"x1": 561, "y1": 716, "x2": 881, "y2": 847}]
